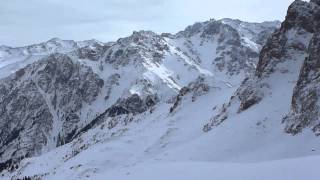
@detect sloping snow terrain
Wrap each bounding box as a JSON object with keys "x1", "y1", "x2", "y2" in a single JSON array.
[{"x1": 1, "y1": 1, "x2": 320, "y2": 179}]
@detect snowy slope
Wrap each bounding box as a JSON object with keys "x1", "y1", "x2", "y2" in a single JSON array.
[
  {"x1": 2, "y1": 83, "x2": 320, "y2": 180},
  {"x1": 2, "y1": 12, "x2": 320, "y2": 180},
  {"x1": 91, "y1": 156, "x2": 320, "y2": 180},
  {"x1": 0, "y1": 21, "x2": 267, "y2": 177}
]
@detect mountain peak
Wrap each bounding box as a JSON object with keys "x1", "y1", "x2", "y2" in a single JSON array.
[{"x1": 47, "y1": 37, "x2": 63, "y2": 42}]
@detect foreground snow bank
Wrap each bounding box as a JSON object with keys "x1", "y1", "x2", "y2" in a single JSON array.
[{"x1": 93, "y1": 156, "x2": 320, "y2": 180}]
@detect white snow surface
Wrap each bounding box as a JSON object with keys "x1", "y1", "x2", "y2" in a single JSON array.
[
  {"x1": 1, "y1": 20, "x2": 319, "y2": 180},
  {"x1": 3, "y1": 79, "x2": 320, "y2": 179}
]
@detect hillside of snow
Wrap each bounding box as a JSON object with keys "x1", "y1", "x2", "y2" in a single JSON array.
[
  {"x1": 1, "y1": 2, "x2": 320, "y2": 179},
  {"x1": 2, "y1": 87, "x2": 320, "y2": 179}
]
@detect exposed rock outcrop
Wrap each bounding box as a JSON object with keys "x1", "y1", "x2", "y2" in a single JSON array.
[
  {"x1": 256, "y1": 0, "x2": 319, "y2": 77},
  {"x1": 170, "y1": 77, "x2": 210, "y2": 113},
  {"x1": 0, "y1": 53, "x2": 103, "y2": 164},
  {"x1": 108, "y1": 94, "x2": 158, "y2": 117},
  {"x1": 284, "y1": 32, "x2": 320, "y2": 135}
]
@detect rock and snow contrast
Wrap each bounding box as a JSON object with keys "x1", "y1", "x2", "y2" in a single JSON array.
[{"x1": 1, "y1": 1, "x2": 320, "y2": 179}]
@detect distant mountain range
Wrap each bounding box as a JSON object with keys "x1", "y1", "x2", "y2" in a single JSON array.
[{"x1": 1, "y1": 1, "x2": 320, "y2": 179}]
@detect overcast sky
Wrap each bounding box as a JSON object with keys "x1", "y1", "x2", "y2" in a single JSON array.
[{"x1": 0, "y1": 0, "x2": 295, "y2": 47}]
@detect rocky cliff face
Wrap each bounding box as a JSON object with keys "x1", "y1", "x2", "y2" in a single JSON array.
[
  {"x1": 256, "y1": 0, "x2": 318, "y2": 77},
  {"x1": 103, "y1": 31, "x2": 168, "y2": 68},
  {"x1": 0, "y1": 54, "x2": 103, "y2": 164},
  {"x1": 284, "y1": 32, "x2": 320, "y2": 135}
]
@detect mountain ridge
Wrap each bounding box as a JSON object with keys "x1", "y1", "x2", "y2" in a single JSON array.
[{"x1": 1, "y1": 8, "x2": 319, "y2": 180}]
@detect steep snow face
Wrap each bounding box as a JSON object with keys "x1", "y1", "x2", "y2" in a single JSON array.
[{"x1": 205, "y1": 0, "x2": 320, "y2": 136}]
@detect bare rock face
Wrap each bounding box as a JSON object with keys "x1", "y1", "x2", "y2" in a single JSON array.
[
  {"x1": 170, "y1": 77, "x2": 210, "y2": 113},
  {"x1": 256, "y1": 0, "x2": 319, "y2": 77},
  {"x1": 0, "y1": 79, "x2": 53, "y2": 161},
  {"x1": 211, "y1": 22, "x2": 258, "y2": 75},
  {"x1": 0, "y1": 53, "x2": 103, "y2": 165},
  {"x1": 282, "y1": 0, "x2": 316, "y2": 33},
  {"x1": 284, "y1": 32, "x2": 320, "y2": 135},
  {"x1": 74, "y1": 42, "x2": 112, "y2": 61},
  {"x1": 236, "y1": 78, "x2": 268, "y2": 113},
  {"x1": 107, "y1": 94, "x2": 158, "y2": 117},
  {"x1": 73, "y1": 93, "x2": 159, "y2": 138},
  {"x1": 103, "y1": 31, "x2": 168, "y2": 67}
]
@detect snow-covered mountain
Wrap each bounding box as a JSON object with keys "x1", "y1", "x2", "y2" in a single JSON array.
[
  {"x1": 0, "y1": 38, "x2": 108, "y2": 79},
  {"x1": 1, "y1": 2, "x2": 320, "y2": 179}
]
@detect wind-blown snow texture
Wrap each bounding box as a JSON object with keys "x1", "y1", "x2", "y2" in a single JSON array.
[{"x1": 0, "y1": 3, "x2": 319, "y2": 179}]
